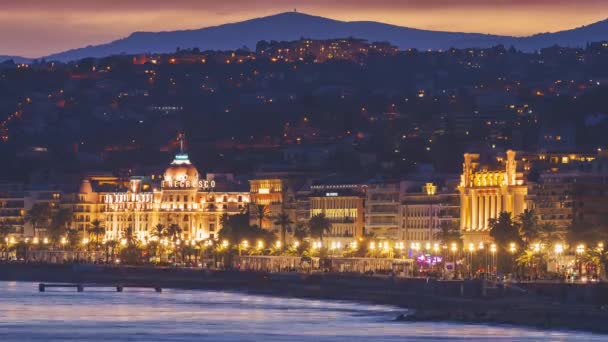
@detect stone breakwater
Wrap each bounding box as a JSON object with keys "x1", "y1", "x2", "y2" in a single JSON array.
[{"x1": 2, "y1": 263, "x2": 608, "y2": 334}]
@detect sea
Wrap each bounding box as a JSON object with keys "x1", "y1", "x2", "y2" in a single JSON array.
[{"x1": 0, "y1": 281, "x2": 604, "y2": 341}]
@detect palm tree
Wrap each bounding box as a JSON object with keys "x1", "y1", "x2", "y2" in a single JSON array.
[
  {"x1": 151, "y1": 224, "x2": 165, "y2": 241},
  {"x1": 88, "y1": 220, "x2": 105, "y2": 251},
  {"x1": 105, "y1": 240, "x2": 118, "y2": 264},
  {"x1": 308, "y1": 213, "x2": 332, "y2": 243},
  {"x1": 274, "y1": 211, "x2": 293, "y2": 251},
  {"x1": 123, "y1": 226, "x2": 137, "y2": 246},
  {"x1": 166, "y1": 224, "x2": 182, "y2": 243},
  {"x1": 255, "y1": 204, "x2": 269, "y2": 229},
  {"x1": 0, "y1": 224, "x2": 12, "y2": 257},
  {"x1": 293, "y1": 221, "x2": 309, "y2": 241},
  {"x1": 489, "y1": 212, "x2": 522, "y2": 249},
  {"x1": 434, "y1": 221, "x2": 462, "y2": 246},
  {"x1": 65, "y1": 228, "x2": 80, "y2": 249},
  {"x1": 150, "y1": 224, "x2": 166, "y2": 262},
  {"x1": 49, "y1": 207, "x2": 72, "y2": 245},
  {"x1": 24, "y1": 203, "x2": 51, "y2": 237},
  {"x1": 517, "y1": 209, "x2": 538, "y2": 247}
]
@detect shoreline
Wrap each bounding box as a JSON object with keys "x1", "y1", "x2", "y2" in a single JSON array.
[{"x1": 2, "y1": 263, "x2": 608, "y2": 334}]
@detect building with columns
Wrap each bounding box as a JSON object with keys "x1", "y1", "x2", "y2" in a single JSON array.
[{"x1": 459, "y1": 150, "x2": 527, "y2": 244}]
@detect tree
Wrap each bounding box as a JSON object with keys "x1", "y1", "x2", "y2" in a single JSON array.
[
  {"x1": 490, "y1": 212, "x2": 522, "y2": 274},
  {"x1": 308, "y1": 213, "x2": 332, "y2": 243},
  {"x1": 166, "y1": 224, "x2": 182, "y2": 243},
  {"x1": 0, "y1": 224, "x2": 12, "y2": 255},
  {"x1": 219, "y1": 213, "x2": 274, "y2": 247},
  {"x1": 105, "y1": 240, "x2": 118, "y2": 264},
  {"x1": 123, "y1": 226, "x2": 137, "y2": 246},
  {"x1": 88, "y1": 220, "x2": 105, "y2": 251},
  {"x1": 254, "y1": 204, "x2": 270, "y2": 229},
  {"x1": 517, "y1": 209, "x2": 539, "y2": 247},
  {"x1": 293, "y1": 222, "x2": 309, "y2": 241},
  {"x1": 274, "y1": 211, "x2": 293, "y2": 251},
  {"x1": 151, "y1": 224, "x2": 165, "y2": 240},
  {"x1": 434, "y1": 221, "x2": 462, "y2": 246},
  {"x1": 489, "y1": 212, "x2": 522, "y2": 250},
  {"x1": 25, "y1": 203, "x2": 51, "y2": 236},
  {"x1": 65, "y1": 228, "x2": 80, "y2": 250},
  {"x1": 52, "y1": 207, "x2": 72, "y2": 228},
  {"x1": 516, "y1": 249, "x2": 548, "y2": 279},
  {"x1": 0, "y1": 224, "x2": 12, "y2": 241}
]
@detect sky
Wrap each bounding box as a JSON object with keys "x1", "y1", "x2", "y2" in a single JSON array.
[{"x1": 1, "y1": 0, "x2": 607, "y2": 58}]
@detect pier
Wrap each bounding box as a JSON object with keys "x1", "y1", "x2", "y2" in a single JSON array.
[{"x1": 38, "y1": 283, "x2": 162, "y2": 293}]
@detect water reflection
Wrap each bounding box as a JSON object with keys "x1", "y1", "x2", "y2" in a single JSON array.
[{"x1": 0, "y1": 281, "x2": 602, "y2": 341}]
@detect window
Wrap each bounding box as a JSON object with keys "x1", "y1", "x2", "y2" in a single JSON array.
[{"x1": 209, "y1": 223, "x2": 215, "y2": 232}]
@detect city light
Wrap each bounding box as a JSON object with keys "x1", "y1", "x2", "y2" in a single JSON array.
[{"x1": 509, "y1": 243, "x2": 517, "y2": 254}]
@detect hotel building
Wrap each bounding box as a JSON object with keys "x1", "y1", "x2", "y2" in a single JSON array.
[
  {"x1": 308, "y1": 181, "x2": 366, "y2": 247},
  {"x1": 401, "y1": 182, "x2": 460, "y2": 247},
  {"x1": 77, "y1": 150, "x2": 250, "y2": 242}
]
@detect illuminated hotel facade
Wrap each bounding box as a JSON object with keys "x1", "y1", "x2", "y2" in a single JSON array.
[
  {"x1": 459, "y1": 150, "x2": 527, "y2": 244},
  {"x1": 79, "y1": 151, "x2": 250, "y2": 242}
]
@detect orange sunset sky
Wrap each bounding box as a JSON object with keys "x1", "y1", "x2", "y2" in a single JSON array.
[{"x1": 1, "y1": 0, "x2": 606, "y2": 57}]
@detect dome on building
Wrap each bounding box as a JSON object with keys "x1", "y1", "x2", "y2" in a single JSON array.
[
  {"x1": 163, "y1": 153, "x2": 200, "y2": 187},
  {"x1": 79, "y1": 179, "x2": 93, "y2": 194}
]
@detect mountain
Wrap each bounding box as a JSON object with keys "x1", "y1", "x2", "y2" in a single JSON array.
[
  {"x1": 42, "y1": 12, "x2": 608, "y2": 61},
  {"x1": 0, "y1": 55, "x2": 32, "y2": 64}
]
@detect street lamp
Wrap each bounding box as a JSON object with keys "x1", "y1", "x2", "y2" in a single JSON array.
[
  {"x1": 468, "y1": 243, "x2": 475, "y2": 277},
  {"x1": 576, "y1": 244, "x2": 585, "y2": 279},
  {"x1": 490, "y1": 243, "x2": 497, "y2": 277},
  {"x1": 554, "y1": 243, "x2": 563, "y2": 276},
  {"x1": 509, "y1": 243, "x2": 517, "y2": 279},
  {"x1": 509, "y1": 242, "x2": 517, "y2": 254},
  {"x1": 450, "y1": 242, "x2": 458, "y2": 278}
]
